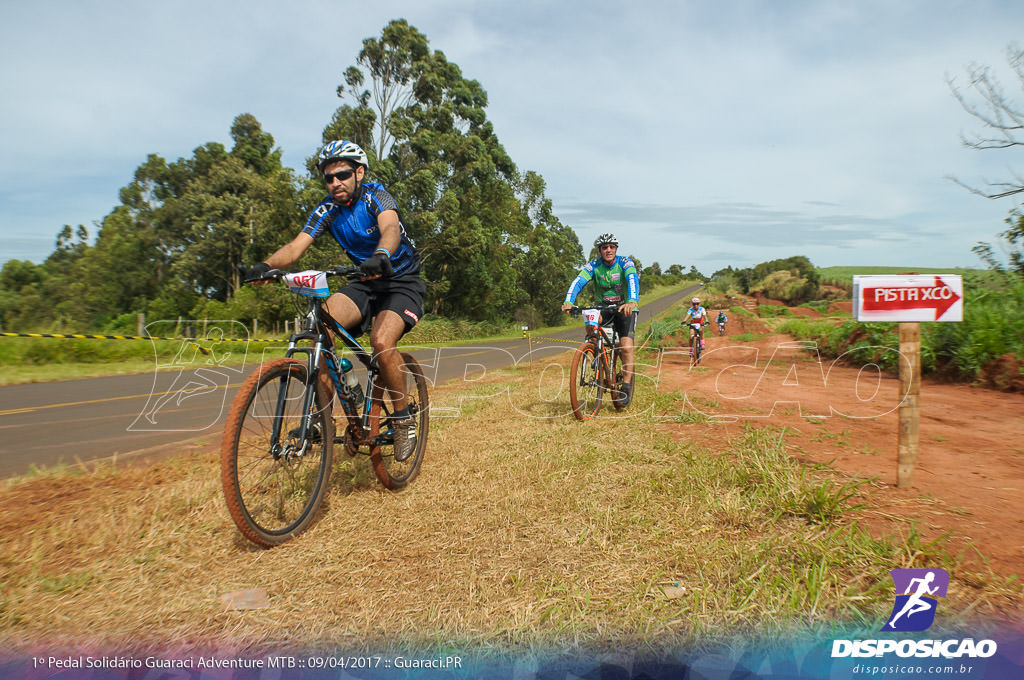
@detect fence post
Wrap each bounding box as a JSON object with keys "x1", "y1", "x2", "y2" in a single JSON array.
[{"x1": 137, "y1": 312, "x2": 145, "y2": 336}]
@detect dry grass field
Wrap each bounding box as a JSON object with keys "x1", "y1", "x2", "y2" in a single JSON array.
[{"x1": 1, "y1": 344, "x2": 1020, "y2": 661}]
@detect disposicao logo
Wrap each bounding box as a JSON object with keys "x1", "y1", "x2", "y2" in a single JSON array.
[
  {"x1": 831, "y1": 567, "x2": 998, "y2": 660},
  {"x1": 882, "y1": 568, "x2": 948, "y2": 632}
]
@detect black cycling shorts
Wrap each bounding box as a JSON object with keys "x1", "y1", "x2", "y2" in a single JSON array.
[
  {"x1": 336, "y1": 273, "x2": 426, "y2": 337},
  {"x1": 599, "y1": 309, "x2": 637, "y2": 340}
]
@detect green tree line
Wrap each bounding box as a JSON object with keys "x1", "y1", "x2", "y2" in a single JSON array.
[{"x1": 0, "y1": 20, "x2": 584, "y2": 334}]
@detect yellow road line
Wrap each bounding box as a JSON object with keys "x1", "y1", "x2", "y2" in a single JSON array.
[{"x1": 0, "y1": 382, "x2": 245, "y2": 417}]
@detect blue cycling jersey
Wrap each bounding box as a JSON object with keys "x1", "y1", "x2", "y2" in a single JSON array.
[{"x1": 302, "y1": 182, "x2": 420, "y2": 276}]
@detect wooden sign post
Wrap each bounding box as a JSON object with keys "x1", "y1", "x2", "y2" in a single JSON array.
[
  {"x1": 897, "y1": 322, "x2": 921, "y2": 488},
  {"x1": 853, "y1": 275, "x2": 963, "y2": 489}
]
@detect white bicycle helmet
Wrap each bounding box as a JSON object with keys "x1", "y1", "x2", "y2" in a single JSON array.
[
  {"x1": 317, "y1": 140, "x2": 369, "y2": 171},
  {"x1": 594, "y1": 233, "x2": 619, "y2": 248},
  {"x1": 691, "y1": 297, "x2": 701, "y2": 304}
]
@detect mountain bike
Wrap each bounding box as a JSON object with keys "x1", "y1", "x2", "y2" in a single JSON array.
[
  {"x1": 568, "y1": 305, "x2": 634, "y2": 421},
  {"x1": 718, "y1": 321, "x2": 727, "y2": 336},
  {"x1": 688, "y1": 321, "x2": 707, "y2": 365},
  {"x1": 220, "y1": 266, "x2": 429, "y2": 548}
]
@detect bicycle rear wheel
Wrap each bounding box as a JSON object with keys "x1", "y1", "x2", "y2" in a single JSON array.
[
  {"x1": 221, "y1": 358, "x2": 335, "y2": 547},
  {"x1": 569, "y1": 341, "x2": 604, "y2": 420},
  {"x1": 369, "y1": 352, "x2": 429, "y2": 490}
]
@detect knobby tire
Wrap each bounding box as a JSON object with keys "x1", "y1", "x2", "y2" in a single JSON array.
[
  {"x1": 611, "y1": 345, "x2": 634, "y2": 410},
  {"x1": 221, "y1": 358, "x2": 335, "y2": 548},
  {"x1": 570, "y1": 341, "x2": 604, "y2": 420}
]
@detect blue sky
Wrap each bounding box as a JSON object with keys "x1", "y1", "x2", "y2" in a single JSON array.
[{"x1": 2, "y1": 0, "x2": 1022, "y2": 275}]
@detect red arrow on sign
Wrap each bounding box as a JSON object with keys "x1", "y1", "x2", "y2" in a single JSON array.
[{"x1": 861, "y1": 276, "x2": 962, "y2": 320}]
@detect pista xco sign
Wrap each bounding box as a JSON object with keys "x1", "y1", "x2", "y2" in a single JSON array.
[{"x1": 853, "y1": 275, "x2": 963, "y2": 322}]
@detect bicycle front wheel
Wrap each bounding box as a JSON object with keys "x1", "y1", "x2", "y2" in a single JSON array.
[
  {"x1": 610, "y1": 346, "x2": 634, "y2": 410},
  {"x1": 569, "y1": 342, "x2": 604, "y2": 421},
  {"x1": 369, "y1": 352, "x2": 429, "y2": 490},
  {"x1": 221, "y1": 358, "x2": 335, "y2": 547}
]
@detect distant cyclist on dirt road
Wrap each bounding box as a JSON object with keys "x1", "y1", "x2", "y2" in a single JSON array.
[
  {"x1": 716, "y1": 309, "x2": 728, "y2": 335},
  {"x1": 561, "y1": 233, "x2": 640, "y2": 405},
  {"x1": 683, "y1": 297, "x2": 711, "y2": 355}
]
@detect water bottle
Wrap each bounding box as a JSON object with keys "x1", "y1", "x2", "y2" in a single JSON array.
[{"x1": 339, "y1": 357, "x2": 364, "y2": 404}]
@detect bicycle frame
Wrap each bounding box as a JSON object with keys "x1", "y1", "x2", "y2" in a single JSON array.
[
  {"x1": 579, "y1": 304, "x2": 623, "y2": 356},
  {"x1": 687, "y1": 321, "x2": 706, "y2": 364},
  {"x1": 261, "y1": 268, "x2": 382, "y2": 455},
  {"x1": 589, "y1": 323, "x2": 619, "y2": 374}
]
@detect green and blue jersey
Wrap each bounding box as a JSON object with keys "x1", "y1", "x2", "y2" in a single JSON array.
[{"x1": 564, "y1": 255, "x2": 639, "y2": 306}]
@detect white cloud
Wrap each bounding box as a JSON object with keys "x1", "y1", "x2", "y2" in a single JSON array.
[{"x1": 1, "y1": 0, "x2": 1021, "y2": 274}]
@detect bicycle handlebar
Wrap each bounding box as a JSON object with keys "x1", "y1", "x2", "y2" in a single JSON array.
[
  {"x1": 568, "y1": 304, "x2": 630, "y2": 319},
  {"x1": 241, "y1": 264, "x2": 365, "y2": 285}
]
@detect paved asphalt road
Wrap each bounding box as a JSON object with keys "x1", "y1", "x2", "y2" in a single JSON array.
[{"x1": 0, "y1": 285, "x2": 700, "y2": 478}]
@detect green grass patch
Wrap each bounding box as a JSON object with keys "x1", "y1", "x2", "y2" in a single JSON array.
[
  {"x1": 775, "y1": 318, "x2": 843, "y2": 341},
  {"x1": 644, "y1": 318, "x2": 682, "y2": 347},
  {"x1": 757, "y1": 305, "x2": 793, "y2": 318},
  {"x1": 798, "y1": 300, "x2": 833, "y2": 313}
]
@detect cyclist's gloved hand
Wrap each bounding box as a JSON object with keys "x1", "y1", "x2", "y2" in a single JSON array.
[
  {"x1": 360, "y1": 252, "x2": 394, "y2": 278},
  {"x1": 243, "y1": 262, "x2": 271, "y2": 282}
]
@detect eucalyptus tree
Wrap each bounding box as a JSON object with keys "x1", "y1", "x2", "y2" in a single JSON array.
[
  {"x1": 325, "y1": 20, "x2": 583, "y2": 321},
  {"x1": 71, "y1": 115, "x2": 300, "y2": 326}
]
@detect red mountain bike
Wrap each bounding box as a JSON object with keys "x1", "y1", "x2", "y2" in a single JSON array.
[{"x1": 688, "y1": 321, "x2": 708, "y2": 366}]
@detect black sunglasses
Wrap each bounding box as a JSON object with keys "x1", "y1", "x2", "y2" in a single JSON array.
[{"x1": 323, "y1": 168, "x2": 357, "y2": 183}]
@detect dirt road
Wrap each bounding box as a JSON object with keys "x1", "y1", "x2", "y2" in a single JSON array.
[{"x1": 654, "y1": 309, "x2": 1024, "y2": 578}]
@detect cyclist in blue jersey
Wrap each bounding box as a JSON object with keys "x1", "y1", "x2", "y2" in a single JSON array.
[
  {"x1": 243, "y1": 140, "x2": 423, "y2": 461},
  {"x1": 716, "y1": 309, "x2": 728, "y2": 335},
  {"x1": 561, "y1": 233, "x2": 640, "y2": 405}
]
